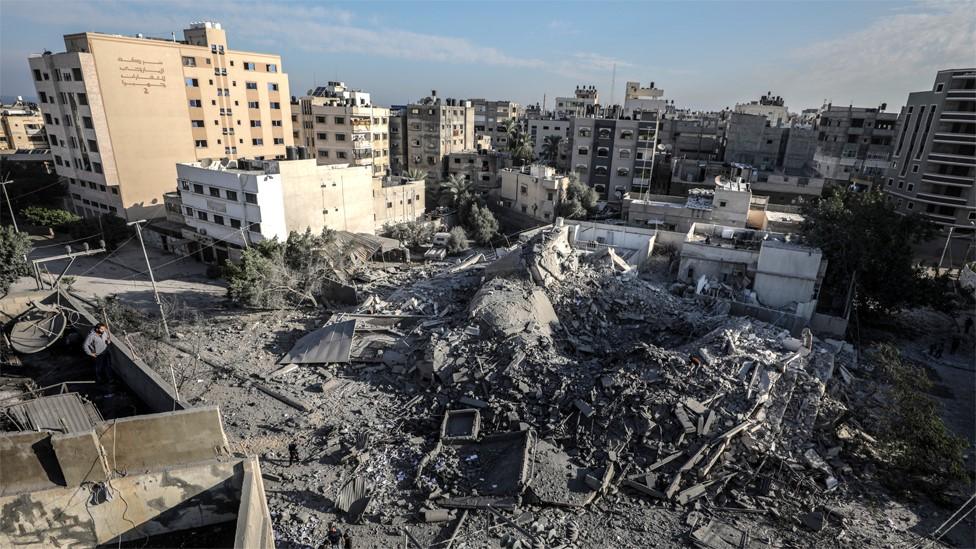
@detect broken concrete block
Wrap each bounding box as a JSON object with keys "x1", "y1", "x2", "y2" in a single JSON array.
[
  {"x1": 801, "y1": 510, "x2": 825, "y2": 532},
  {"x1": 574, "y1": 399, "x2": 594, "y2": 418}
]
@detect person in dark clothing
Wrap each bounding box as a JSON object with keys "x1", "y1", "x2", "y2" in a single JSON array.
[
  {"x1": 965, "y1": 317, "x2": 973, "y2": 335},
  {"x1": 934, "y1": 342, "x2": 945, "y2": 359},
  {"x1": 83, "y1": 323, "x2": 112, "y2": 383},
  {"x1": 951, "y1": 336, "x2": 961, "y2": 355},
  {"x1": 325, "y1": 525, "x2": 342, "y2": 548},
  {"x1": 288, "y1": 443, "x2": 300, "y2": 466},
  {"x1": 342, "y1": 531, "x2": 353, "y2": 549}
]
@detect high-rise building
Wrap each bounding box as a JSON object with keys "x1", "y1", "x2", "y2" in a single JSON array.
[
  {"x1": 623, "y1": 81, "x2": 669, "y2": 117},
  {"x1": 0, "y1": 99, "x2": 47, "y2": 152},
  {"x1": 885, "y1": 69, "x2": 976, "y2": 236},
  {"x1": 527, "y1": 116, "x2": 571, "y2": 170},
  {"x1": 569, "y1": 112, "x2": 660, "y2": 203},
  {"x1": 291, "y1": 82, "x2": 390, "y2": 176},
  {"x1": 28, "y1": 21, "x2": 292, "y2": 219},
  {"x1": 395, "y1": 92, "x2": 474, "y2": 177},
  {"x1": 734, "y1": 92, "x2": 789, "y2": 128},
  {"x1": 469, "y1": 99, "x2": 518, "y2": 151},
  {"x1": 813, "y1": 104, "x2": 897, "y2": 188}
]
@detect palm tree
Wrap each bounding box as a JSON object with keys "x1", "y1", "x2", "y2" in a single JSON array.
[
  {"x1": 439, "y1": 173, "x2": 474, "y2": 209},
  {"x1": 542, "y1": 135, "x2": 562, "y2": 166},
  {"x1": 406, "y1": 168, "x2": 427, "y2": 181},
  {"x1": 500, "y1": 118, "x2": 519, "y2": 150}
]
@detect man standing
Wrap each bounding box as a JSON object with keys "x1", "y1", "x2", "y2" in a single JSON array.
[
  {"x1": 84, "y1": 323, "x2": 112, "y2": 383},
  {"x1": 288, "y1": 442, "x2": 300, "y2": 467}
]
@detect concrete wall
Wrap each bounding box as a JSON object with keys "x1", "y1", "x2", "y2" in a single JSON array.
[
  {"x1": 234, "y1": 456, "x2": 275, "y2": 549},
  {"x1": 653, "y1": 229, "x2": 689, "y2": 253},
  {"x1": 677, "y1": 241, "x2": 758, "y2": 283},
  {"x1": 54, "y1": 290, "x2": 187, "y2": 412},
  {"x1": 0, "y1": 432, "x2": 64, "y2": 496},
  {"x1": 754, "y1": 241, "x2": 822, "y2": 309}
]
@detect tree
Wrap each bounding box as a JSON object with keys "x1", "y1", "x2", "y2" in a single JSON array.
[
  {"x1": 501, "y1": 118, "x2": 533, "y2": 166},
  {"x1": 799, "y1": 187, "x2": 937, "y2": 315},
  {"x1": 439, "y1": 173, "x2": 474, "y2": 209},
  {"x1": 406, "y1": 168, "x2": 427, "y2": 181},
  {"x1": 556, "y1": 175, "x2": 599, "y2": 219},
  {"x1": 541, "y1": 135, "x2": 562, "y2": 166},
  {"x1": 0, "y1": 225, "x2": 31, "y2": 294},
  {"x1": 384, "y1": 220, "x2": 434, "y2": 248},
  {"x1": 447, "y1": 226, "x2": 469, "y2": 254},
  {"x1": 20, "y1": 206, "x2": 79, "y2": 228},
  {"x1": 464, "y1": 203, "x2": 498, "y2": 246}
]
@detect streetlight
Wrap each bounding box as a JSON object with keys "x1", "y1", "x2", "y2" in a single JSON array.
[{"x1": 127, "y1": 219, "x2": 171, "y2": 338}]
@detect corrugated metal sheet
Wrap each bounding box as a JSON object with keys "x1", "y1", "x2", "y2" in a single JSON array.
[
  {"x1": 278, "y1": 320, "x2": 356, "y2": 365},
  {"x1": 6, "y1": 393, "x2": 103, "y2": 433}
]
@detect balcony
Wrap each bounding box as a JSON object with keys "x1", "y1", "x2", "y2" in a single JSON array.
[
  {"x1": 940, "y1": 111, "x2": 976, "y2": 122},
  {"x1": 933, "y1": 132, "x2": 976, "y2": 145},
  {"x1": 921, "y1": 172, "x2": 975, "y2": 186},
  {"x1": 928, "y1": 153, "x2": 976, "y2": 167},
  {"x1": 947, "y1": 89, "x2": 976, "y2": 100},
  {"x1": 916, "y1": 192, "x2": 968, "y2": 205}
]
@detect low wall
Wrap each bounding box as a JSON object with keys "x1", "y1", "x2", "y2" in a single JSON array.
[
  {"x1": 0, "y1": 432, "x2": 63, "y2": 496},
  {"x1": 653, "y1": 229, "x2": 688, "y2": 253},
  {"x1": 235, "y1": 456, "x2": 276, "y2": 548},
  {"x1": 810, "y1": 312, "x2": 849, "y2": 338},
  {"x1": 729, "y1": 300, "x2": 807, "y2": 336},
  {"x1": 52, "y1": 290, "x2": 187, "y2": 412}
]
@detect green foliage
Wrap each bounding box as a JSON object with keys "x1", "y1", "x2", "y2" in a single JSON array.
[
  {"x1": 63, "y1": 214, "x2": 133, "y2": 251},
  {"x1": 541, "y1": 135, "x2": 562, "y2": 165},
  {"x1": 871, "y1": 344, "x2": 968, "y2": 490},
  {"x1": 405, "y1": 168, "x2": 428, "y2": 181},
  {"x1": 19, "y1": 206, "x2": 79, "y2": 228},
  {"x1": 439, "y1": 173, "x2": 474, "y2": 209},
  {"x1": 0, "y1": 225, "x2": 31, "y2": 294},
  {"x1": 223, "y1": 228, "x2": 344, "y2": 308},
  {"x1": 464, "y1": 203, "x2": 498, "y2": 246},
  {"x1": 556, "y1": 175, "x2": 599, "y2": 219},
  {"x1": 385, "y1": 220, "x2": 434, "y2": 248},
  {"x1": 447, "y1": 226, "x2": 469, "y2": 254},
  {"x1": 0, "y1": 163, "x2": 65, "y2": 210},
  {"x1": 502, "y1": 118, "x2": 534, "y2": 166},
  {"x1": 799, "y1": 188, "x2": 937, "y2": 315}
]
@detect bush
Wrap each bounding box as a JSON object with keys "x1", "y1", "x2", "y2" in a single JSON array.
[
  {"x1": 464, "y1": 203, "x2": 498, "y2": 246},
  {"x1": 20, "y1": 206, "x2": 79, "y2": 228},
  {"x1": 385, "y1": 220, "x2": 434, "y2": 249},
  {"x1": 556, "y1": 176, "x2": 598, "y2": 219},
  {"x1": 447, "y1": 226, "x2": 469, "y2": 254},
  {"x1": 0, "y1": 225, "x2": 31, "y2": 294}
]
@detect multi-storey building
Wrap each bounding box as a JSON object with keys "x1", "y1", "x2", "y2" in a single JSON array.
[
  {"x1": 174, "y1": 157, "x2": 375, "y2": 262},
  {"x1": 885, "y1": 68, "x2": 976, "y2": 237},
  {"x1": 526, "y1": 116, "x2": 572, "y2": 170},
  {"x1": 0, "y1": 100, "x2": 47, "y2": 151},
  {"x1": 623, "y1": 81, "x2": 669, "y2": 117},
  {"x1": 470, "y1": 99, "x2": 518, "y2": 151},
  {"x1": 814, "y1": 104, "x2": 897, "y2": 187},
  {"x1": 373, "y1": 175, "x2": 425, "y2": 229},
  {"x1": 29, "y1": 21, "x2": 292, "y2": 220},
  {"x1": 658, "y1": 111, "x2": 726, "y2": 162},
  {"x1": 291, "y1": 82, "x2": 390, "y2": 175},
  {"x1": 498, "y1": 164, "x2": 570, "y2": 223},
  {"x1": 399, "y1": 92, "x2": 474, "y2": 177},
  {"x1": 555, "y1": 86, "x2": 599, "y2": 119},
  {"x1": 569, "y1": 112, "x2": 660, "y2": 203},
  {"x1": 735, "y1": 92, "x2": 789, "y2": 127},
  {"x1": 445, "y1": 149, "x2": 512, "y2": 197},
  {"x1": 389, "y1": 105, "x2": 407, "y2": 175}
]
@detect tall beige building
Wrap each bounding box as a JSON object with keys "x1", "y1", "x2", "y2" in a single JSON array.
[
  {"x1": 401, "y1": 92, "x2": 474, "y2": 176},
  {"x1": 291, "y1": 82, "x2": 390, "y2": 175},
  {"x1": 28, "y1": 21, "x2": 293, "y2": 219}
]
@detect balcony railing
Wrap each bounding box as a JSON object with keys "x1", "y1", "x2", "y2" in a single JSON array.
[{"x1": 928, "y1": 153, "x2": 976, "y2": 167}]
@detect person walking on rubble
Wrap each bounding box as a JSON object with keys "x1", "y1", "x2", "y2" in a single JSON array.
[
  {"x1": 342, "y1": 530, "x2": 353, "y2": 549},
  {"x1": 323, "y1": 524, "x2": 342, "y2": 548},
  {"x1": 83, "y1": 322, "x2": 112, "y2": 384},
  {"x1": 288, "y1": 442, "x2": 300, "y2": 466}
]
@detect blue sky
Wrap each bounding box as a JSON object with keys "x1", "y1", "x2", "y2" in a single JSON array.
[{"x1": 2, "y1": 0, "x2": 974, "y2": 111}]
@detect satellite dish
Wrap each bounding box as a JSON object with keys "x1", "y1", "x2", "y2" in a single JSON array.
[{"x1": 10, "y1": 307, "x2": 67, "y2": 354}]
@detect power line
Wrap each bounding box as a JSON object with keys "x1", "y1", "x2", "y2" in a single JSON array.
[{"x1": 121, "y1": 221, "x2": 262, "y2": 281}]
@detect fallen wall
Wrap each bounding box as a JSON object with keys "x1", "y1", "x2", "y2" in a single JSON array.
[
  {"x1": 235, "y1": 455, "x2": 276, "y2": 549},
  {"x1": 0, "y1": 431, "x2": 64, "y2": 496},
  {"x1": 52, "y1": 290, "x2": 187, "y2": 412}
]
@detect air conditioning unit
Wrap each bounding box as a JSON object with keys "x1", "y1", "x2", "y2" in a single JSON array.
[{"x1": 198, "y1": 228, "x2": 208, "y2": 236}]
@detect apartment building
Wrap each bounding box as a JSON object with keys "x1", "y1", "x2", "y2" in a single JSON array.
[
  {"x1": 470, "y1": 99, "x2": 518, "y2": 151},
  {"x1": 0, "y1": 100, "x2": 47, "y2": 151},
  {"x1": 389, "y1": 105, "x2": 407, "y2": 175},
  {"x1": 569, "y1": 112, "x2": 661, "y2": 203},
  {"x1": 526, "y1": 116, "x2": 572, "y2": 170},
  {"x1": 29, "y1": 21, "x2": 292, "y2": 220},
  {"x1": 658, "y1": 111, "x2": 726, "y2": 161},
  {"x1": 885, "y1": 69, "x2": 976, "y2": 234},
  {"x1": 399, "y1": 92, "x2": 474, "y2": 177},
  {"x1": 622, "y1": 178, "x2": 756, "y2": 232},
  {"x1": 445, "y1": 149, "x2": 512, "y2": 197},
  {"x1": 555, "y1": 86, "x2": 600, "y2": 119},
  {"x1": 734, "y1": 92, "x2": 789, "y2": 127},
  {"x1": 291, "y1": 82, "x2": 390, "y2": 176},
  {"x1": 814, "y1": 104, "x2": 897, "y2": 187},
  {"x1": 174, "y1": 158, "x2": 374, "y2": 262},
  {"x1": 498, "y1": 164, "x2": 570, "y2": 223},
  {"x1": 373, "y1": 175, "x2": 425, "y2": 229},
  {"x1": 623, "y1": 81, "x2": 669, "y2": 117},
  {"x1": 723, "y1": 112, "x2": 824, "y2": 204}
]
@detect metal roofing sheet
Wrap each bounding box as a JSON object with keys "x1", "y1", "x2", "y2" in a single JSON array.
[
  {"x1": 278, "y1": 320, "x2": 356, "y2": 365},
  {"x1": 7, "y1": 393, "x2": 103, "y2": 433}
]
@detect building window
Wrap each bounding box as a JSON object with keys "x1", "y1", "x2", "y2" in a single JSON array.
[
  {"x1": 87, "y1": 139, "x2": 98, "y2": 152},
  {"x1": 907, "y1": 202, "x2": 914, "y2": 210},
  {"x1": 316, "y1": 132, "x2": 328, "y2": 140},
  {"x1": 229, "y1": 218, "x2": 241, "y2": 228},
  {"x1": 619, "y1": 149, "x2": 631, "y2": 159},
  {"x1": 597, "y1": 147, "x2": 609, "y2": 157},
  {"x1": 250, "y1": 120, "x2": 262, "y2": 127},
  {"x1": 912, "y1": 164, "x2": 919, "y2": 173},
  {"x1": 185, "y1": 78, "x2": 199, "y2": 87},
  {"x1": 337, "y1": 151, "x2": 347, "y2": 159},
  {"x1": 252, "y1": 138, "x2": 264, "y2": 145},
  {"x1": 191, "y1": 184, "x2": 203, "y2": 194},
  {"x1": 244, "y1": 192, "x2": 257, "y2": 204},
  {"x1": 244, "y1": 62, "x2": 256, "y2": 71},
  {"x1": 77, "y1": 93, "x2": 88, "y2": 106},
  {"x1": 195, "y1": 140, "x2": 208, "y2": 148},
  {"x1": 335, "y1": 116, "x2": 345, "y2": 125},
  {"x1": 266, "y1": 63, "x2": 278, "y2": 72},
  {"x1": 189, "y1": 99, "x2": 202, "y2": 108},
  {"x1": 185, "y1": 207, "x2": 194, "y2": 216},
  {"x1": 245, "y1": 81, "x2": 258, "y2": 90},
  {"x1": 33, "y1": 69, "x2": 42, "y2": 81},
  {"x1": 318, "y1": 150, "x2": 329, "y2": 158},
  {"x1": 92, "y1": 162, "x2": 103, "y2": 174},
  {"x1": 212, "y1": 214, "x2": 225, "y2": 225},
  {"x1": 191, "y1": 120, "x2": 205, "y2": 128},
  {"x1": 182, "y1": 56, "x2": 196, "y2": 67},
  {"x1": 268, "y1": 83, "x2": 279, "y2": 92},
  {"x1": 197, "y1": 211, "x2": 208, "y2": 221},
  {"x1": 598, "y1": 129, "x2": 611, "y2": 139},
  {"x1": 245, "y1": 101, "x2": 258, "y2": 109},
  {"x1": 82, "y1": 116, "x2": 93, "y2": 129},
  {"x1": 207, "y1": 187, "x2": 219, "y2": 198},
  {"x1": 273, "y1": 137, "x2": 285, "y2": 145},
  {"x1": 578, "y1": 147, "x2": 588, "y2": 155},
  {"x1": 336, "y1": 133, "x2": 346, "y2": 141},
  {"x1": 935, "y1": 83, "x2": 945, "y2": 93},
  {"x1": 250, "y1": 223, "x2": 261, "y2": 233},
  {"x1": 617, "y1": 167, "x2": 629, "y2": 176},
  {"x1": 270, "y1": 102, "x2": 281, "y2": 109}
]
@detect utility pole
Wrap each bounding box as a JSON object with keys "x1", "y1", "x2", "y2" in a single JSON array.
[
  {"x1": 0, "y1": 177, "x2": 19, "y2": 232},
  {"x1": 938, "y1": 226, "x2": 955, "y2": 273},
  {"x1": 128, "y1": 219, "x2": 171, "y2": 338}
]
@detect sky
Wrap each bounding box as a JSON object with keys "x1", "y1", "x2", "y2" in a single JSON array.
[{"x1": 2, "y1": 0, "x2": 975, "y2": 112}]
